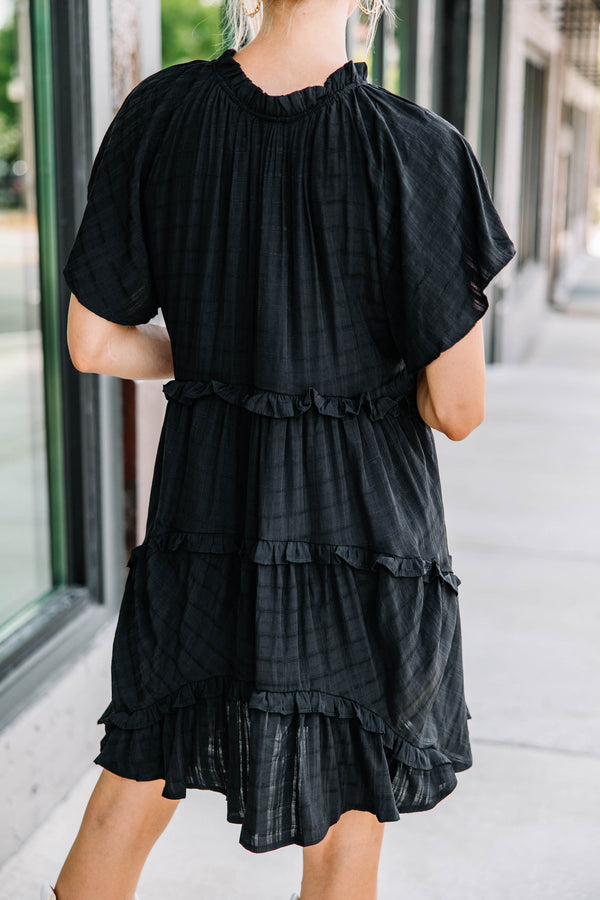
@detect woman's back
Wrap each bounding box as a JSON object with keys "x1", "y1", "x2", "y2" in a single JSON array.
[{"x1": 67, "y1": 47, "x2": 514, "y2": 392}]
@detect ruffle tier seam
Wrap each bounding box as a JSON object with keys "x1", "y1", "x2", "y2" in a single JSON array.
[
  {"x1": 127, "y1": 531, "x2": 461, "y2": 592},
  {"x1": 97, "y1": 675, "x2": 470, "y2": 769},
  {"x1": 162, "y1": 371, "x2": 417, "y2": 421}
]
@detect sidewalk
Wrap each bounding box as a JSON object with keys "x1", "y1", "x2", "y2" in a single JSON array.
[{"x1": 2, "y1": 275, "x2": 600, "y2": 899}]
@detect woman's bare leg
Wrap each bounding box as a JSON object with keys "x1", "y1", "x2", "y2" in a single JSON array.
[
  {"x1": 300, "y1": 809, "x2": 385, "y2": 900},
  {"x1": 52, "y1": 767, "x2": 180, "y2": 900}
]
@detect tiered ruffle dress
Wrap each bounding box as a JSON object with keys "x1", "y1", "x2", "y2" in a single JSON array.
[{"x1": 63, "y1": 46, "x2": 517, "y2": 853}]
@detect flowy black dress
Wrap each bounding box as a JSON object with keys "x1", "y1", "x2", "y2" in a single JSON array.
[{"x1": 63, "y1": 46, "x2": 516, "y2": 853}]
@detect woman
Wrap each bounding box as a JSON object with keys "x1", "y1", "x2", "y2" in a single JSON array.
[{"x1": 46, "y1": 0, "x2": 516, "y2": 895}]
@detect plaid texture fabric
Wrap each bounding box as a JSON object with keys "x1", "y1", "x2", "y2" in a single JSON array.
[{"x1": 63, "y1": 46, "x2": 516, "y2": 853}]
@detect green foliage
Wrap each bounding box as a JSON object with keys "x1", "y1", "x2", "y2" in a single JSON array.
[
  {"x1": 0, "y1": 12, "x2": 18, "y2": 133},
  {"x1": 161, "y1": 0, "x2": 224, "y2": 68},
  {"x1": 0, "y1": 110, "x2": 20, "y2": 159}
]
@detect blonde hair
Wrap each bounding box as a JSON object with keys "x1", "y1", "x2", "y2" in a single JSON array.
[{"x1": 222, "y1": 0, "x2": 396, "y2": 59}]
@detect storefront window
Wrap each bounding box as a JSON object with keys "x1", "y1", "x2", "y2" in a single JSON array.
[
  {"x1": 382, "y1": 0, "x2": 401, "y2": 95},
  {"x1": 0, "y1": 0, "x2": 52, "y2": 641},
  {"x1": 347, "y1": 0, "x2": 405, "y2": 97}
]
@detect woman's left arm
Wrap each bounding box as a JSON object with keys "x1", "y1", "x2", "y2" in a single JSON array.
[{"x1": 67, "y1": 293, "x2": 174, "y2": 380}]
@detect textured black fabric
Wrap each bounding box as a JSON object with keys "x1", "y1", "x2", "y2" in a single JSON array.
[{"x1": 63, "y1": 46, "x2": 516, "y2": 853}]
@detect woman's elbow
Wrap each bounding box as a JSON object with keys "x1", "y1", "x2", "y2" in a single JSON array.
[
  {"x1": 66, "y1": 293, "x2": 110, "y2": 372},
  {"x1": 422, "y1": 317, "x2": 488, "y2": 441},
  {"x1": 70, "y1": 349, "x2": 96, "y2": 372},
  {"x1": 67, "y1": 335, "x2": 99, "y2": 372},
  {"x1": 440, "y1": 404, "x2": 486, "y2": 441}
]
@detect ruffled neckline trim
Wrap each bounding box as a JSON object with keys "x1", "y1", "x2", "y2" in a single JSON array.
[{"x1": 214, "y1": 47, "x2": 368, "y2": 117}]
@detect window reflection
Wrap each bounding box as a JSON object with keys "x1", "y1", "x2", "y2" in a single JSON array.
[
  {"x1": 347, "y1": 0, "x2": 402, "y2": 95},
  {"x1": 382, "y1": 0, "x2": 401, "y2": 96},
  {"x1": 0, "y1": 0, "x2": 51, "y2": 639}
]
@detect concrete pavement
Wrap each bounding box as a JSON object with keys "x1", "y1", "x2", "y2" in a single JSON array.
[{"x1": 2, "y1": 274, "x2": 600, "y2": 898}]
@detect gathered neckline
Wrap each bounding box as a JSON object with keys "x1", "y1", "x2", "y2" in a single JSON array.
[{"x1": 213, "y1": 47, "x2": 369, "y2": 117}]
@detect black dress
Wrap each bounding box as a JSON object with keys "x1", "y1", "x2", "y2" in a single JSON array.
[{"x1": 63, "y1": 46, "x2": 516, "y2": 853}]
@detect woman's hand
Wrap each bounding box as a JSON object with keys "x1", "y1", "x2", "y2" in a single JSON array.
[
  {"x1": 67, "y1": 294, "x2": 174, "y2": 381},
  {"x1": 415, "y1": 319, "x2": 486, "y2": 441}
]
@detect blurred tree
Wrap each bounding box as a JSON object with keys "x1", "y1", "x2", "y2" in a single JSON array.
[
  {"x1": 161, "y1": 0, "x2": 224, "y2": 67},
  {"x1": 0, "y1": 12, "x2": 20, "y2": 161}
]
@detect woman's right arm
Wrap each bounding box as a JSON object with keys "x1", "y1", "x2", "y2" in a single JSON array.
[{"x1": 415, "y1": 319, "x2": 486, "y2": 442}]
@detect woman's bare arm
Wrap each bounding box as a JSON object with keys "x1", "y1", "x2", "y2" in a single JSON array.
[
  {"x1": 415, "y1": 319, "x2": 486, "y2": 441},
  {"x1": 66, "y1": 294, "x2": 174, "y2": 380}
]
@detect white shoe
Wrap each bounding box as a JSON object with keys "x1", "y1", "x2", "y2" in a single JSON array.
[{"x1": 41, "y1": 883, "x2": 140, "y2": 899}]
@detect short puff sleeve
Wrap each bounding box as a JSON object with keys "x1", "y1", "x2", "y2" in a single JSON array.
[
  {"x1": 63, "y1": 80, "x2": 159, "y2": 326},
  {"x1": 392, "y1": 122, "x2": 516, "y2": 375}
]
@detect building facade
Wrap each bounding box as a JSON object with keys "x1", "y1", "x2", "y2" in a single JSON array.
[{"x1": 347, "y1": 0, "x2": 600, "y2": 358}]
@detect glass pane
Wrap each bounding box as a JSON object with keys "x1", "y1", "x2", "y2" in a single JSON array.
[
  {"x1": 383, "y1": 2, "x2": 401, "y2": 96},
  {"x1": 347, "y1": 9, "x2": 373, "y2": 69},
  {"x1": 0, "y1": 0, "x2": 52, "y2": 639}
]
